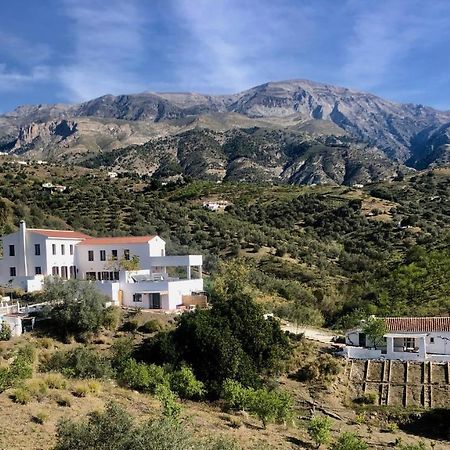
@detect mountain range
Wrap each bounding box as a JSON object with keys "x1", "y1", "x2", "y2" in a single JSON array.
[{"x1": 1, "y1": 79, "x2": 449, "y2": 185}]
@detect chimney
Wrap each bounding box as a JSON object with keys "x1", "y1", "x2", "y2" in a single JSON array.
[{"x1": 19, "y1": 220, "x2": 28, "y2": 277}]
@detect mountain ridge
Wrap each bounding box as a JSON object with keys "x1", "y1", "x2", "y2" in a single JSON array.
[{"x1": 1, "y1": 79, "x2": 449, "y2": 185}]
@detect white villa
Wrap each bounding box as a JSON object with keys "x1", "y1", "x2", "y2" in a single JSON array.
[
  {"x1": 0, "y1": 221, "x2": 206, "y2": 312},
  {"x1": 345, "y1": 317, "x2": 450, "y2": 362}
]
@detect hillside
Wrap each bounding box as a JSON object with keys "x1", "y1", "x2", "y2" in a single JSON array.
[
  {"x1": 0, "y1": 158, "x2": 448, "y2": 326},
  {"x1": 1, "y1": 80, "x2": 450, "y2": 186}
]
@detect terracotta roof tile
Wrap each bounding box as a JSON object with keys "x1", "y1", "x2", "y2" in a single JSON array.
[
  {"x1": 29, "y1": 229, "x2": 90, "y2": 239},
  {"x1": 384, "y1": 317, "x2": 450, "y2": 333},
  {"x1": 78, "y1": 236, "x2": 156, "y2": 245}
]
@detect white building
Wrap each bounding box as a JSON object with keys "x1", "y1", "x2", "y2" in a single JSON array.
[
  {"x1": 0, "y1": 221, "x2": 205, "y2": 311},
  {"x1": 345, "y1": 317, "x2": 450, "y2": 362}
]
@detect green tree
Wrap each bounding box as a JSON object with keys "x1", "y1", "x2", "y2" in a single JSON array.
[
  {"x1": 248, "y1": 388, "x2": 293, "y2": 428},
  {"x1": 362, "y1": 316, "x2": 388, "y2": 350},
  {"x1": 156, "y1": 384, "x2": 182, "y2": 421},
  {"x1": 170, "y1": 366, "x2": 205, "y2": 400},
  {"x1": 44, "y1": 278, "x2": 108, "y2": 338},
  {"x1": 308, "y1": 416, "x2": 332, "y2": 449},
  {"x1": 0, "y1": 322, "x2": 11, "y2": 341},
  {"x1": 330, "y1": 432, "x2": 368, "y2": 450}
]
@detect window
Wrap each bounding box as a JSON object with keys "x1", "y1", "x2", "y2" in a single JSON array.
[
  {"x1": 161, "y1": 249, "x2": 165, "y2": 256},
  {"x1": 88, "y1": 250, "x2": 94, "y2": 261},
  {"x1": 101, "y1": 271, "x2": 109, "y2": 280},
  {"x1": 113, "y1": 271, "x2": 119, "y2": 281},
  {"x1": 86, "y1": 272, "x2": 96, "y2": 281},
  {"x1": 61, "y1": 244, "x2": 65, "y2": 255},
  {"x1": 111, "y1": 249, "x2": 118, "y2": 260},
  {"x1": 69, "y1": 266, "x2": 76, "y2": 279},
  {"x1": 133, "y1": 293, "x2": 142, "y2": 303},
  {"x1": 35, "y1": 267, "x2": 42, "y2": 275},
  {"x1": 430, "y1": 337, "x2": 435, "y2": 344},
  {"x1": 52, "y1": 266, "x2": 59, "y2": 276},
  {"x1": 61, "y1": 266, "x2": 68, "y2": 279},
  {"x1": 9, "y1": 267, "x2": 16, "y2": 277},
  {"x1": 52, "y1": 244, "x2": 56, "y2": 255},
  {"x1": 100, "y1": 250, "x2": 106, "y2": 261},
  {"x1": 9, "y1": 245, "x2": 15, "y2": 257},
  {"x1": 124, "y1": 249, "x2": 130, "y2": 260},
  {"x1": 34, "y1": 244, "x2": 41, "y2": 256},
  {"x1": 70, "y1": 245, "x2": 74, "y2": 255}
]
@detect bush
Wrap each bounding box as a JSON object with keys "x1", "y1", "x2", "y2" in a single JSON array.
[
  {"x1": 103, "y1": 306, "x2": 121, "y2": 331},
  {"x1": 222, "y1": 379, "x2": 252, "y2": 411},
  {"x1": 0, "y1": 322, "x2": 11, "y2": 341},
  {"x1": 120, "y1": 359, "x2": 169, "y2": 393},
  {"x1": 330, "y1": 432, "x2": 368, "y2": 450},
  {"x1": 139, "y1": 320, "x2": 161, "y2": 334},
  {"x1": 247, "y1": 388, "x2": 293, "y2": 428},
  {"x1": 32, "y1": 411, "x2": 49, "y2": 424},
  {"x1": 73, "y1": 382, "x2": 90, "y2": 398},
  {"x1": 156, "y1": 384, "x2": 182, "y2": 421},
  {"x1": 11, "y1": 387, "x2": 31, "y2": 404},
  {"x1": 0, "y1": 346, "x2": 35, "y2": 392},
  {"x1": 122, "y1": 320, "x2": 139, "y2": 332},
  {"x1": 54, "y1": 401, "x2": 201, "y2": 450},
  {"x1": 353, "y1": 392, "x2": 377, "y2": 405},
  {"x1": 25, "y1": 378, "x2": 48, "y2": 401},
  {"x1": 110, "y1": 337, "x2": 134, "y2": 370},
  {"x1": 45, "y1": 372, "x2": 67, "y2": 389},
  {"x1": 42, "y1": 347, "x2": 113, "y2": 379},
  {"x1": 170, "y1": 366, "x2": 205, "y2": 400},
  {"x1": 55, "y1": 393, "x2": 72, "y2": 407},
  {"x1": 45, "y1": 278, "x2": 108, "y2": 338},
  {"x1": 294, "y1": 354, "x2": 341, "y2": 383},
  {"x1": 308, "y1": 416, "x2": 332, "y2": 448}
]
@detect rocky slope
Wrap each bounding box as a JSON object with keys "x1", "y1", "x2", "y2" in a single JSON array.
[
  {"x1": 1, "y1": 79, "x2": 449, "y2": 184},
  {"x1": 82, "y1": 127, "x2": 402, "y2": 186}
]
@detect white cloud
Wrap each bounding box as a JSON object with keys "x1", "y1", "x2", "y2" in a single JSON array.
[
  {"x1": 171, "y1": 0, "x2": 314, "y2": 93},
  {"x1": 341, "y1": 0, "x2": 450, "y2": 90},
  {"x1": 58, "y1": 0, "x2": 148, "y2": 101}
]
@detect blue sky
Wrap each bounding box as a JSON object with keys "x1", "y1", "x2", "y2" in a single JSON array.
[{"x1": 1, "y1": 0, "x2": 450, "y2": 112}]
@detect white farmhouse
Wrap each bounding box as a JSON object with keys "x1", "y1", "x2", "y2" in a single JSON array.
[
  {"x1": 0, "y1": 221, "x2": 205, "y2": 311},
  {"x1": 345, "y1": 317, "x2": 450, "y2": 362}
]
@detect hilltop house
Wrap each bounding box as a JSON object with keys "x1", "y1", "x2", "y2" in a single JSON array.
[
  {"x1": 345, "y1": 317, "x2": 450, "y2": 362},
  {"x1": 0, "y1": 221, "x2": 205, "y2": 311}
]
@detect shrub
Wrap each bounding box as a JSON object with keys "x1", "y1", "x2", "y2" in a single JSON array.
[
  {"x1": 222, "y1": 379, "x2": 252, "y2": 411},
  {"x1": 156, "y1": 384, "x2": 182, "y2": 421},
  {"x1": 110, "y1": 336, "x2": 134, "y2": 370},
  {"x1": 139, "y1": 320, "x2": 162, "y2": 334},
  {"x1": 170, "y1": 366, "x2": 205, "y2": 400},
  {"x1": 103, "y1": 306, "x2": 121, "y2": 331},
  {"x1": 353, "y1": 392, "x2": 377, "y2": 405},
  {"x1": 330, "y1": 432, "x2": 368, "y2": 450},
  {"x1": 37, "y1": 337, "x2": 54, "y2": 349},
  {"x1": 42, "y1": 347, "x2": 113, "y2": 379},
  {"x1": 32, "y1": 411, "x2": 49, "y2": 424},
  {"x1": 55, "y1": 393, "x2": 72, "y2": 407},
  {"x1": 247, "y1": 388, "x2": 293, "y2": 428},
  {"x1": 11, "y1": 387, "x2": 31, "y2": 404},
  {"x1": 25, "y1": 378, "x2": 48, "y2": 401},
  {"x1": 45, "y1": 372, "x2": 67, "y2": 389},
  {"x1": 45, "y1": 278, "x2": 109, "y2": 338},
  {"x1": 120, "y1": 359, "x2": 151, "y2": 391},
  {"x1": 122, "y1": 320, "x2": 139, "y2": 332},
  {"x1": 73, "y1": 382, "x2": 90, "y2": 398},
  {"x1": 307, "y1": 416, "x2": 332, "y2": 448},
  {"x1": 54, "y1": 401, "x2": 200, "y2": 450},
  {"x1": 0, "y1": 322, "x2": 11, "y2": 341},
  {"x1": 294, "y1": 354, "x2": 341, "y2": 383},
  {"x1": 87, "y1": 380, "x2": 101, "y2": 394}
]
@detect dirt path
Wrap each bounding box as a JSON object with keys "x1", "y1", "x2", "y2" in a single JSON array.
[{"x1": 281, "y1": 322, "x2": 335, "y2": 344}]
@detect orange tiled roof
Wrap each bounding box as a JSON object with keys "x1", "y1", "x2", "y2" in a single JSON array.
[
  {"x1": 384, "y1": 317, "x2": 450, "y2": 333},
  {"x1": 29, "y1": 229, "x2": 90, "y2": 239},
  {"x1": 78, "y1": 236, "x2": 156, "y2": 245}
]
